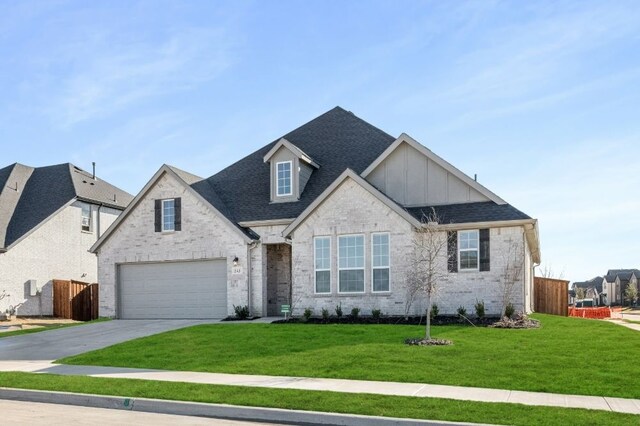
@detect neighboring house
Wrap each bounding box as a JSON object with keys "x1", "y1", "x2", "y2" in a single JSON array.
[
  {"x1": 91, "y1": 107, "x2": 541, "y2": 319},
  {"x1": 602, "y1": 269, "x2": 640, "y2": 306},
  {"x1": 570, "y1": 277, "x2": 603, "y2": 306},
  {"x1": 0, "y1": 163, "x2": 133, "y2": 316}
]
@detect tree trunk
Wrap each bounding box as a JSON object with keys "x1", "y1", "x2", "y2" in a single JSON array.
[{"x1": 425, "y1": 292, "x2": 431, "y2": 340}]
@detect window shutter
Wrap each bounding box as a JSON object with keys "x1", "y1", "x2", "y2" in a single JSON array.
[
  {"x1": 447, "y1": 231, "x2": 458, "y2": 273},
  {"x1": 174, "y1": 197, "x2": 182, "y2": 231},
  {"x1": 154, "y1": 199, "x2": 161, "y2": 232},
  {"x1": 479, "y1": 228, "x2": 490, "y2": 272}
]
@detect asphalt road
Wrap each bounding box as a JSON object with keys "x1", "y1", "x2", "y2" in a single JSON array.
[
  {"x1": 1, "y1": 399, "x2": 284, "y2": 425},
  {"x1": 0, "y1": 319, "x2": 218, "y2": 360}
]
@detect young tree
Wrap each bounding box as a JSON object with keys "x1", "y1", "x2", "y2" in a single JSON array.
[
  {"x1": 405, "y1": 208, "x2": 447, "y2": 340},
  {"x1": 625, "y1": 281, "x2": 638, "y2": 307},
  {"x1": 575, "y1": 287, "x2": 586, "y2": 301},
  {"x1": 499, "y1": 239, "x2": 525, "y2": 318}
]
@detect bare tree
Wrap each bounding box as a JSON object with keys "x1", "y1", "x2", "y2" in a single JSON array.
[
  {"x1": 499, "y1": 239, "x2": 525, "y2": 317},
  {"x1": 575, "y1": 287, "x2": 586, "y2": 300},
  {"x1": 536, "y1": 265, "x2": 565, "y2": 280},
  {"x1": 405, "y1": 208, "x2": 448, "y2": 340}
]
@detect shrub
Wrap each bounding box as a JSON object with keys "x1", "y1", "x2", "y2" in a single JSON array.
[
  {"x1": 456, "y1": 306, "x2": 467, "y2": 317},
  {"x1": 233, "y1": 304, "x2": 250, "y2": 320},
  {"x1": 303, "y1": 308, "x2": 313, "y2": 321},
  {"x1": 350, "y1": 307, "x2": 360, "y2": 319},
  {"x1": 335, "y1": 304, "x2": 343, "y2": 318},
  {"x1": 430, "y1": 304, "x2": 439, "y2": 319},
  {"x1": 505, "y1": 303, "x2": 515, "y2": 319},
  {"x1": 321, "y1": 308, "x2": 330, "y2": 322},
  {"x1": 474, "y1": 300, "x2": 485, "y2": 319},
  {"x1": 371, "y1": 308, "x2": 381, "y2": 321}
]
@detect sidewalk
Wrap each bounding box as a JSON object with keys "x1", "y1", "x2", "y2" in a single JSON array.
[{"x1": 1, "y1": 361, "x2": 639, "y2": 415}]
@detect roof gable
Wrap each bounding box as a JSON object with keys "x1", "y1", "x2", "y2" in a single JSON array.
[
  {"x1": 362, "y1": 134, "x2": 506, "y2": 205},
  {"x1": 283, "y1": 169, "x2": 421, "y2": 237},
  {"x1": 90, "y1": 164, "x2": 255, "y2": 253},
  {"x1": 263, "y1": 138, "x2": 319, "y2": 168}
]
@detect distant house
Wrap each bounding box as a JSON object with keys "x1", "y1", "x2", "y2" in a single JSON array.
[
  {"x1": 602, "y1": 269, "x2": 639, "y2": 306},
  {"x1": 0, "y1": 163, "x2": 133, "y2": 316},
  {"x1": 570, "y1": 276, "x2": 604, "y2": 306},
  {"x1": 90, "y1": 107, "x2": 541, "y2": 320}
]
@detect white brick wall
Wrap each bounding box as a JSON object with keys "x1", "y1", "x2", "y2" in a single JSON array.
[
  {"x1": 96, "y1": 173, "x2": 249, "y2": 317},
  {"x1": 290, "y1": 178, "x2": 530, "y2": 317},
  {"x1": 0, "y1": 201, "x2": 119, "y2": 316}
]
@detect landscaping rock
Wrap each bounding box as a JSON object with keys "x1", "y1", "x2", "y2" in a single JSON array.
[{"x1": 490, "y1": 313, "x2": 540, "y2": 329}]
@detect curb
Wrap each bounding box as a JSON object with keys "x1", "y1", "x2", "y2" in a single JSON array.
[{"x1": 0, "y1": 387, "x2": 486, "y2": 426}]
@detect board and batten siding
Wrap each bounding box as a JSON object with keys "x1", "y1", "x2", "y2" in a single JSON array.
[{"x1": 366, "y1": 141, "x2": 490, "y2": 206}]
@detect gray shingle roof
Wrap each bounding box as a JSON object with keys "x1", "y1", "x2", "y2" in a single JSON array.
[
  {"x1": 572, "y1": 276, "x2": 604, "y2": 293},
  {"x1": 193, "y1": 107, "x2": 396, "y2": 223},
  {"x1": 405, "y1": 202, "x2": 531, "y2": 224},
  {"x1": 0, "y1": 163, "x2": 133, "y2": 249}
]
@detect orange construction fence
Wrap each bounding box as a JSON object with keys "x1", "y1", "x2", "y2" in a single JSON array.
[{"x1": 568, "y1": 307, "x2": 622, "y2": 319}]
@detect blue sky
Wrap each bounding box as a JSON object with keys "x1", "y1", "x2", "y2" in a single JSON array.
[{"x1": 2, "y1": 0, "x2": 639, "y2": 281}]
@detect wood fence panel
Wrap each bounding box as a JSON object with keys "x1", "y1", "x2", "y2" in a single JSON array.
[
  {"x1": 53, "y1": 279, "x2": 99, "y2": 321},
  {"x1": 534, "y1": 277, "x2": 569, "y2": 316}
]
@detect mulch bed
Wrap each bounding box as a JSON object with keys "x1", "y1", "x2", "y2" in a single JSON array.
[
  {"x1": 404, "y1": 337, "x2": 453, "y2": 346},
  {"x1": 490, "y1": 313, "x2": 540, "y2": 329},
  {"x1": 272, "y1": 315, "x2": 501, "y2": 326},
  {"x1": 221, "y1": 316, "x2": 262, "y2": 322}
]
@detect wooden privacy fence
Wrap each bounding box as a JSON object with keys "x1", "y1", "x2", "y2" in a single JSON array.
[
  {"x1": 53, "y1": 279, "x2": 99, "y2": 321},
  {"x1": 534, "y1": 277, "x2": 569, "y2": 316}
]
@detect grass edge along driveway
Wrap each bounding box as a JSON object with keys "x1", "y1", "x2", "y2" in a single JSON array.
[
  {"x1": 59, "y1": 314, "x2": 640, "y2": 399},
  {"x1": 0, "y1": 372, "x2": 638, "y2": 426}
]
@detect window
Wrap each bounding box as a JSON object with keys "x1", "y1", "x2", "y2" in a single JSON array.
[
  {"x1": 338, "y1": 235, "x2": 364, "y2": 293},
  {"x1": 162, "y1": 199, "x2": 175, "y2": 231},
  {"x1": 459, "y1": 230, "x2": 479, "y2": 270},
  {"x1": 314, "y1": 237, "x2": 331, "y2": 293},
  {"x1": 372, "y1": 233, "x2": 390, "y2": 292},
  {"x1": 276, "y1": 161, "x2": 292, "y2": 196},
  {"x1": 81, "y1": 204, "x2": 91, "y2": 232}
]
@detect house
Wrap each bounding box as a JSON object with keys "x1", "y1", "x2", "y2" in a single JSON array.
[
  {"x1": 0, "y1": 163, "x2": 133, "y2": 316},
  {"x1": 91, "y1": 107, "x2": 541, "y2": 319},
  {"x1": 570, "y1": 277, "x2": 604, "y2": 306},
  {"x1": 602, "y1": 269, "x2": 639, "y2": 306}
]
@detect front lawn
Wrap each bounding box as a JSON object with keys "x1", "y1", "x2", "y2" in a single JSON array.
[
  {"x1": 0, "y1": 318, "x2": 110, "y2": 339},
  {"x1": 61, "y1": 314, "x2": 640, "y2": 399},
  {"x1": 0, "y1": 372, "x2": 637, "y2": 426}
]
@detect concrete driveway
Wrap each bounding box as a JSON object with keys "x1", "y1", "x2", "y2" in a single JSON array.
[{"x1": 0, "y1": 320, "x2": 217, "y2": 361}]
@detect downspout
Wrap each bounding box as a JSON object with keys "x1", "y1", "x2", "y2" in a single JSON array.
[{"x1": 96, "y1": 204, "x2": 103, "y2": 239}]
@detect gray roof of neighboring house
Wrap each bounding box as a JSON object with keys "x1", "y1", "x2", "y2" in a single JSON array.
[
  {"x1": 193, "y1": 107, "x2": 397, "y2": 223},
  {"x1": 0, "y1": 163, "x2": 133, "y2": 249},
  {"x1": 405, "y1": 202, "x2": 531, "y2": 224},
  {"x1": 572, "y1": 276, "x2": 604, "y2": 293},
  {"x1": 603, "y1": 269, "x2": 640, "y2": 284}
]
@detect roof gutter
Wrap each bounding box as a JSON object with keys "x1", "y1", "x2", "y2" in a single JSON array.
[{"x1": 0, "y1": 247, "x2": 6, "y2": 254}]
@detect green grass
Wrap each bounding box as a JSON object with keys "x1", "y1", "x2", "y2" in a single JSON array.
[
  {"x1": 61, "y1": 314, "x2": 640, "y2": 399},
  {"x1": 0, "y1": 372, "x2": 636, "y2": 426},
  {"x1": 0, "y1": 318, "x2": 110, "y2": 339}
]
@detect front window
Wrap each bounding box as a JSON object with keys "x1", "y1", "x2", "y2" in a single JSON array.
[
  {"x1": 276, "y1": 161, "x2": 292, "y2": 196},
  {"x1": 372, "y1": 233, "x2": 390, "y2": 292},
  {"x1": 314, "y1": 237, "x2": 331, "y2": 294},
  {"x1": 459, "y1": 230, "x2": 479, "y2": 270},
  {"x1": 162, "y1": 199, "x2": 175, "y2": 231},
  {"x1": 338, "y1": 235, "x2": 364, "y2": 293},
  {"x1": 81, "y1": 204, "x2": 91, "y2": 232}
]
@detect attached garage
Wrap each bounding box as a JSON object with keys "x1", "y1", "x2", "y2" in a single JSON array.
[{"x1": 118, "y1": 259, "x2": 227, "y2": 319}]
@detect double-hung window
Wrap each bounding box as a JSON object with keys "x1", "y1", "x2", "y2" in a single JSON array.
[
  {"x1": 338, "y1": 235, "x2": 365, "y2": 293},
  {"x1": 81, "y1": 204, "x2": 91, "y2": 232},
  {"x1": 276, "y1": 161, "x2": 292, "y2": 196},
  {"x1": 314, "y1": 237, "x2": 331, "y2": 293},
  {"x1": 372, "y1": 233, "x2": 390, "y2": 292},
  {"x1": 458, "y1": 230, "x2": 479, "y2": 270},
  {"x1": 162, "y1": 199, "x2": 175, "y2": 232}
]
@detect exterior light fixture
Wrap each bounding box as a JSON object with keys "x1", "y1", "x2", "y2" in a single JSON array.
[{"x1": 233, "y1": 257, "x2": 239, "y2": 267}]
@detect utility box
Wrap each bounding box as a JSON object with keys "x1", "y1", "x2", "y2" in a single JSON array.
[{"x1": 26, "y1": 279, "x2": 38, "y2": 297}]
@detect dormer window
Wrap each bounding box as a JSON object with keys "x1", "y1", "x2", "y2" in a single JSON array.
[
  {"x1": 276, "y1": 161, "x2": 292, "y2": 197},
  {"x1": 264, "y1": 138, "x2": 320, "y2": 203}
]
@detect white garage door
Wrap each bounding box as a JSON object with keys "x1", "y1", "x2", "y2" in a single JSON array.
[{"x1": 119, "y1": 260, "x2": 227, "y2": 319}]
